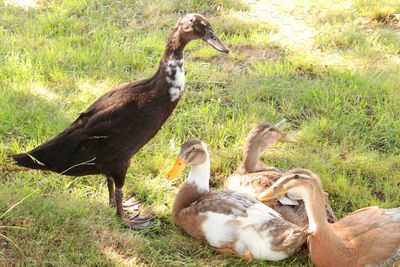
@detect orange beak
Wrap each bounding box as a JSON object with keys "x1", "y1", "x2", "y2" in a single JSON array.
[
  {"x1": 166, "y1": 157, "x2": 187, "y2": 180},
  {"x1": 258, "y1": 185, "x2": 287, "y2": 203}
]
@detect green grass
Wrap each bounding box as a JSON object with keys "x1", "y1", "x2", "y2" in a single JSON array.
[
  {"x1": 1, "y1": 0, "x2": 400, "y2": 266},
  {"x1": 354, "y1": 0, "x2": 400, "y2": 19}
]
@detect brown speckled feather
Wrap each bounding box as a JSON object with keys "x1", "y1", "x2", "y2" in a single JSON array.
[
  {"x1": 225, "y1": 170, "x2": 282, "y2": 195},
  {"x1": 225, "y1": 123, "x2": 337, "y2": 226},
  {"x1": 185, "y1": 189, "x2": 259, "y2": 216},
  {"x1": 226, "y1": 170, "x2": 337, "y2": 226},
  {"x1": 175, "y1": 187, "x2": 309, "y2": 257},
  {"x1": 171, "y1": 140, "x2": 310, "y2": 260},
  {"x1": 174, "y1": 188, "x2": 260, "y2": 241}
]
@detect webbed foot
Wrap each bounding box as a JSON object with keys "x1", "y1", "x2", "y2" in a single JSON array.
[
  {"x1": 115, "y1": 187, "x2": 153, "y2": 230},
  {"x1": 122, "y1": 195, "x2": 141, "y2": 213},
  {"x1": 122, "y1": 213, "x2": 154, "y2": 230},
  {"x1": 243, "y1": 251, "x2": 254, "y2": 261},
  {"x1": 214, "y1": 247, "x2": 253, "y2": 260}
]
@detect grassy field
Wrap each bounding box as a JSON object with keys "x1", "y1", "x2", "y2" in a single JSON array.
[{"x1": 1, "y1": 0, "x2": 400, "y2": 266}]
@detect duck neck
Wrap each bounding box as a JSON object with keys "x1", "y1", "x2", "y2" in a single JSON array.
[
  {"x1": 303, "y1": 186, "x2": 350, "y2": 264},
  {"x1": 163, "y1": 27, "x2": 188, "y2": 61},
  {"x1": 172, "y1": 155, "x2": 210, "y2": 222},
  {"x1": 240, "y1": 142, "x2": 266, "y2": 173},
  {"x1": 159, "y1": 27, "x2": 188, "y2": 102},
  {"x1": 303, "y1": 186, "x2": 331, "y2": 233}
]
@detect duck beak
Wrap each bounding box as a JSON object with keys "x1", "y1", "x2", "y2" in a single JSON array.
[
  {"x1": 166, "y1": 157, "x2": 187, "y2": 180},
  {"x1": 258, "y1": 185, "x2": 287, "y2": 203},
  {"x1": 202, "y1": 29, "x2": 229, "y2": 54},
  {"x1": 280, "y1": 134, "x2": 299, "y2": 144}
]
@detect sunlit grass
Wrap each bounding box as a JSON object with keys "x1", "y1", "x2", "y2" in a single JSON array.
[
  {"x1": 354, "y1": 0, "x2": 400, "y2": 19},
  {"x1": 1, "y1": 0, "x2": 400, "y2": 266}
]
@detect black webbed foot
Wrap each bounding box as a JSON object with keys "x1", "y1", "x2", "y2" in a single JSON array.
[
  {"x1": 115, "y1": 188, "x2": 153, "y2": 230},
  {"x1": 122, "y1": 213, "x2": 154, "y2": 230},
  {"x1": 122, "y1": 195, "x2": 141, "y2": 213}
]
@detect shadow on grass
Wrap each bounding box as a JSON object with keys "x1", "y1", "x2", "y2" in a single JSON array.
[
  {"x1": 1, "y1": 135, "x2": 314, "y2": 267},
  {"x1": 0, "y1": 182, "x2": 164, "y2": 265}
]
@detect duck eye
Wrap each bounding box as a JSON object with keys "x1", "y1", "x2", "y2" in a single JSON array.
[
  {"x1": 293, "y1": 174, "x2": 300, "y2": 179},
  {"x1": 192, "y1": 147, "x2": 196, "y2": 151}
]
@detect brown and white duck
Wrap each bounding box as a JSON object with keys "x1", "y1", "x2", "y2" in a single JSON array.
[
  {"x1": 12, "y1": 14, "x2": 229, "y2": 229},
  {"x1": 258, "y1": 168, "x2": 400, "y2": 267},
  {"x1": 166, "y1": 139, "x2": 309, "y2": 261},
  {"x1": 225, "y1": 122, "x2": 337, "y2": 226}
]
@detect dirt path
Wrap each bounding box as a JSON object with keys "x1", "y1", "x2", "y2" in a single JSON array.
[{"x1": 243, "y1": 0, "x2": 316, "y2": 50}]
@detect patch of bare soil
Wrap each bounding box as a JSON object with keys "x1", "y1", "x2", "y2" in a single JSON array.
[{"x1": 234, "y1": 44, "x2": 285, "y2": 60}]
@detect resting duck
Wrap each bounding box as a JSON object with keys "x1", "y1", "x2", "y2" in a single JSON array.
[
  {"x1": 258, "y1": 168, "x2": 400, "y2": 267},
  {"x1": 224, "y1": 122, "x2": 298, "y2": 196},
  {"x1": 166, "y1": 139, "x2": 309, "y2": 261},
  {"x1": 12, "y1": 14, "x2": 229, "y2": 229},
  {"x1": 225, "y1": 122, "x2": 337, "y2": 226}
]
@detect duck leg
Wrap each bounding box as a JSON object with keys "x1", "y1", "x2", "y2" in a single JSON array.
[
  {"x1": 243, "y1": 251, "x2": 254, "y2": 261},
  {"x1": 107, "y1": 175, "x2": 140, "y2": 212},
  {"x1": 106, "y1": 176, "x2": 116, "y2": 206},
  {"x1": 214, "y1": 247, "x2": 253, "y2": 261},
  {"x1": 115, "y1": 187, "x2": 152, "y2": 230},
  {"x1": 215, "y1": 247, "x2": 239, "y2": 256}
]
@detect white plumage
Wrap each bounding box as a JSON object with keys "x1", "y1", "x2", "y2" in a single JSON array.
[{"x1": 166, "y1": 59, "x2": 185, "y2": 102}]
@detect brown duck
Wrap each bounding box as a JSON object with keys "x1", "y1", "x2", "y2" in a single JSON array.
[
  {"x1": 225, "y1": 122, "x2": 337, "y2": 226},
  {"x1": 12, "y1": 14, "x2": 229, "y2": 229},
  {"x1": 166, "y1": 139, "x2": 309, "y2": 261},
  {"x1": 258, "y1": 168, "x2": 400, "y2": 267}
]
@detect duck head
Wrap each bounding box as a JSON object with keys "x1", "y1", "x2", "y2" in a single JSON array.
[
  {"x1": 174, "y1": 13, "x2": 229, "y2": 53},
  {"x1": 248, "y1": 122, "x2": 299, "y2": 149},
  {"x1": 258, "y1": 168, "x2": 323, "y2": 203},
  {"x1": 167, "y1": 139, "x2": 209, "y2": 180}
]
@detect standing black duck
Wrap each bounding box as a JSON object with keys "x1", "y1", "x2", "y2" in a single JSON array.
[{"x1": 12, "y1": 13, "x2": 229, "y2": 229}]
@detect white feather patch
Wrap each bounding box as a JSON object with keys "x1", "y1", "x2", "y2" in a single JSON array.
[
  {"x1": 235, "y1": 226, "x2": 288, "y2": 261},
  {"x1": 201, "y1": 202, "x2": 290, "y2": 261},
  {"x1": 278, "y1": 195, "x2": 299, "y2": 206},
  {"x1": 236, "y1": 203, "x2": 288, "y2": 260},
  {"x1": 200, "y1": 212, "x2": 236, "y2": 247},
  {"x1": 166, "y1": 59, "x2": 185, "y2": 102},
  {"x1": 187, "y1": 142, "x2": 210, "y2": 193}
]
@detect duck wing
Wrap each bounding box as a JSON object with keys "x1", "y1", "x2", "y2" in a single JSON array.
[
  {"x1": 178, "y1": 189, "x2": 277, "y2": 246},
  {"x1": 225, "y1": 171, "x2": 282, "y2": 196},
  {"x1": 333, "y1": 206, "x2": 400, "y2": 266},
  {"x1": 175, "y1": 189, "x2": 259, "y2": 243},
  {"x1": 182, "y1": 189, "x2": 258, "y2": 217},
  {"x1": 12, "y1": 80, "x2": 158, "y2": 173},
  {"x1": 180, "y1": 189, "x2": 307, "y2": 260}
]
